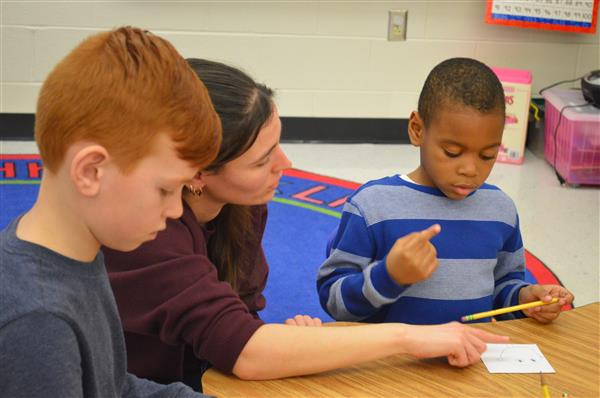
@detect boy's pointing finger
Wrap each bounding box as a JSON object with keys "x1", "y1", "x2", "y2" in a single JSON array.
[{"x1": 419, "y1": 224, "x2": 441, "y2": 241}]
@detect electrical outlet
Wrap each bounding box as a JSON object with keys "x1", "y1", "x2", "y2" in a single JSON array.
[{"x1": 388, "y1": 9, "x2": 408, "y2": 41}]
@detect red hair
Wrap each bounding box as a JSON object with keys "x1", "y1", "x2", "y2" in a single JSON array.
[{"x1": 35, "y1": 26, "x2": 221, "y2": 173}]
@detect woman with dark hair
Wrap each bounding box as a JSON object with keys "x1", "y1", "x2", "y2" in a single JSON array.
[{"x1": 104, "y1": 58, "x2": 508, "y2": 390}]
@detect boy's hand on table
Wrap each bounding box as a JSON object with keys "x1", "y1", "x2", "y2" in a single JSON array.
[
  {"x1": 386, "y1": 224, "x2": 441, "y2": 285},
  {"x1": 518, "y1": 284, "x2": 574, "y2": 323},
  {"x1": 284, "y1": 315, "x2": 323, "y2": 327}
]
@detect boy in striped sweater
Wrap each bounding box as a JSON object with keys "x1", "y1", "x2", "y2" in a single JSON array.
[{"x1": 317, "y1": 58, "x2": 573, "y2": 324}]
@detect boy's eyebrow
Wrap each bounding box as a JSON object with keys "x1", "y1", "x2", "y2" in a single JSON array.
[
  {"x1": 483, "y1": 142, "x2": 502, "y2": 150},
  {"x1": 163, "y1": 176, "x2": 195, "y2": 185},
  {"x1": 441, "y1": 139, "x2": 502, "y2": 150}
]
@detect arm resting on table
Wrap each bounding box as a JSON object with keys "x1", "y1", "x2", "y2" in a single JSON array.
[{"x1": 232, "y1": 322, "x2": 509, "y2": 380}]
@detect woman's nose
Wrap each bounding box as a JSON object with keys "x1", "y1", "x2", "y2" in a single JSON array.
[{"x1": 274, "y1": 146, "x2": 292, "y2": 171}]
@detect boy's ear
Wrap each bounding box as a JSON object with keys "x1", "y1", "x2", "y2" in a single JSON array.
[
  {"x1": 70, "y1": 145, "x2": 109, "y2": 197},
  {"x1": 407, "y1": 111, "x2": 425, "y2": 146}
]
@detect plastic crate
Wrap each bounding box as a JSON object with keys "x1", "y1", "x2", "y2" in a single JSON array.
[
  {"x1": 542, "y1": 88, "x2": 600, "y2": 186},
  {"x1": 492, "y1": 67, "x2": 532, "y2": 164}
]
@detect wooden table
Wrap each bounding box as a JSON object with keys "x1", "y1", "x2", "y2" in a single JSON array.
[{"x1": 203, "y1": 302, "x2": 599, "y2": 397}]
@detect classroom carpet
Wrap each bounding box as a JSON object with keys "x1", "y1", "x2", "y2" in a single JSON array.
[{"x1": 0, "y1": 154, "x2": 566, "y2": 324}]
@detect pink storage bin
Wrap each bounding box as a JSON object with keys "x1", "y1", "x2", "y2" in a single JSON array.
[
  {"x1": 492, "y1": 67, "x2": 532, "y2": 164},
  {"x1": 542, "y1": 88, "x2": 600, "y2": 186},
  {"x1": 492, "y1": 67, "x2": 532, "y2": 85}
]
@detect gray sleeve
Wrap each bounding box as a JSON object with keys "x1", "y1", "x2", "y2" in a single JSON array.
[
  {"x1": 0, "y1": 311, "x2": 210, "y2": 398},
  {"x1": 0, "y1": 312, "x2": 84, "y2": 398},
  {"x1": 122, "y1": 373, "x2": 212, "y2": 398}
]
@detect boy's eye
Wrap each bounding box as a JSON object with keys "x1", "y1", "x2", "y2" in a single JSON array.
[
  {"x1": 443, "y1": 149, "x2": 460, "y2": 158},
  {"x1": 480, "y1": 154, "x2": 497, "y2": 161}
]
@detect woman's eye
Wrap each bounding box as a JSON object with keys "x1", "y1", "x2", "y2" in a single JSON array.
[
  {"x1": 160, "y1": 188, "x2": 173, "y2": 197},
  {"x1": 443, "y1": 149, "x2": 460, "y2": 158},
  {"x1": 256, "y1": 157, "x2": 270, "y2": 167}
]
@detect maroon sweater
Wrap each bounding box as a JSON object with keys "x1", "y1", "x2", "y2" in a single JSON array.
[{"x1": 103, "y1": 202, "x2": 268, "y2": 385}]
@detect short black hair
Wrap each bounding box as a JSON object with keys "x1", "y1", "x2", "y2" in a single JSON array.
[{"x1": 418, "y1": 57, "x2": 505, "y2": 127}]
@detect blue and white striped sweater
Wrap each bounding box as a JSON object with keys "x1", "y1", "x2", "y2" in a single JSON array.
[{"x1": 317, "y1": 175, "x2": 529, "y2": 324}]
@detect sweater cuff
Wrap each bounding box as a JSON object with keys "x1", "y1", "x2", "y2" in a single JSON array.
[
  {"x1": 513, "y1": 284, "x2": 529, "y2": 319},
  {"x1": 369, "y1": 256, "x2": 409, "y2": 299},
  {"x1": 208, "y1": 316, "x2": 264, "y2": 374}
]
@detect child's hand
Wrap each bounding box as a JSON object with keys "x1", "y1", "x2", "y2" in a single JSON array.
[
  {"x1": 284, "y1": 315, "x2": 323, "y2": 327},
  {"x1": 385, "y1": 224, "x2": 441, "y2": 285},
  {"x1": 518, "y1": 284, "x2": 574, "y2": 323}
]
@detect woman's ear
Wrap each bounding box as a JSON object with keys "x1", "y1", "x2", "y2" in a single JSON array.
[
  {"x1": 191, "y1": 171, "x2": 204, "y2": 185},
  {"x1": 70, "y1": 145, "x2": 109, "y2": 197},
  {"x1": 408, "y1": 111, "x2": 425, "y2": 147},
  {"x1": 188, "y1": 171, "x2": 207, "y2": 192}
]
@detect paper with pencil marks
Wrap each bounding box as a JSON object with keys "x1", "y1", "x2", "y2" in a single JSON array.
[{"x1": 481, "y1": 344, "x2": 555, "y2": 373}]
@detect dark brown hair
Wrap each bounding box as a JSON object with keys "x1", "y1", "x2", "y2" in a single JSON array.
[{"x1": 186, "y1": 58, "x2": 274, "y2": 291}]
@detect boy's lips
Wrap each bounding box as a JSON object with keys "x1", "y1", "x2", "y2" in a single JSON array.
[{"x1": 453, "y1": 184, "x2": 475, "y2": 196}]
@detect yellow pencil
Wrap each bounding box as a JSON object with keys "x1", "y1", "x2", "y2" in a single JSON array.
[
  {"x1": 460, "y1": 298, "x2": 559, "y2": 322},
  {"x1": 540, "y1": 373, "x2": 551, "y2": 398}
]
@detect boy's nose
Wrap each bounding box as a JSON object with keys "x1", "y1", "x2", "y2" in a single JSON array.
[
  {"x1": 164, "y1": 191, "x2": 184, "y2": 220},
  {"x1": 457, "y1": 161, "x2": 477, "y2": 177}
]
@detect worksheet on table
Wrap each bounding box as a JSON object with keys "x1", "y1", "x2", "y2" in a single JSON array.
[{"x1": 481, "y1": 344, "x2": 555, "y2": 374}]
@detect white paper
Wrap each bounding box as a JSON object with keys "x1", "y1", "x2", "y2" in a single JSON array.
[{"x1": 481, "y1": 344, "x2": 555, "y2": 374}]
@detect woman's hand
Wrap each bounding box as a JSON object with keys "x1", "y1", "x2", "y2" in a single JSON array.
[
  {"x1": 402, "y1": 322, "x2": 509, "y2": 367},
  {"x1": 518, "y1": 284, "x2": 574, "y2": 323},
  {"x1": 284, "y1": 315, "x2": 323, "y2": 327}
]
